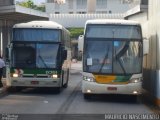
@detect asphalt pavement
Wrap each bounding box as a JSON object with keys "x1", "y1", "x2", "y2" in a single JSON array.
[{"x1": 0, "y1": 61, "x2": 159, "y2": 115}]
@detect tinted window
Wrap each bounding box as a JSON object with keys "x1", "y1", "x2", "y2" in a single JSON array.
[
  {"x1": 86, "y1": 25, "x2": 142, "y2": 39},
  {"x1": 13, "y1": 28, "x2": 60, "y2": 42}
]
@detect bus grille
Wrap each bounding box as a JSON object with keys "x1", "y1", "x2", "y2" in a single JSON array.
[{"x1": 22, "y1": 74, "x2": 48, "y2": 78}]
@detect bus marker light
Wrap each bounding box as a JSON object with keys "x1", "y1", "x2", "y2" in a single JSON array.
[
  {"x1": 87, "y1": 90, "x2": 91, "y2": 93},
  {"x1": 13, "y1": 73, "x2": 18, "y2": 78},
  {"x1": 52, "y1": 74, "x2": 58, "y2": 78},
  {"x1": 133, "y1": 91, "x2": 138, "y2": 94},
  {"x1": 134, "y1": 80, "x2": 138, "y2": 83}
]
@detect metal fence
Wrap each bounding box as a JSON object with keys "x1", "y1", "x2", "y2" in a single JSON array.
[{"x1": 50, "y1": 13, "x2": 125, "y2": 28}]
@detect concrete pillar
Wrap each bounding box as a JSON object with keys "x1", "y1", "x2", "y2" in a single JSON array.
[
  {"x1": 2, "y1": 20, "x2": 8, "y2": 58},
  {"x1": 87, "y1": 0, "x2": 96, "y2": 13},
  {"x1": 0, "y1": 20, "x2": 3, "y2": 56},
  {"x1": 1, "y1": 20, "x2": 15, "y2": 58}
]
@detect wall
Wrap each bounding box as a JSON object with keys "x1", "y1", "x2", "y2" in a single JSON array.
[
  {"x1": 87, "y1": 0, "x2": 96, "y2": 13},
  {"x1": 0, "y1": 0, "x2": 14, "y2": 6},
  {"x1": 107, "y1": 0, "x2": 129, "y2": 14},
  {"x1": 46, "y1": 0, "x2": 86, "y2": 14},
  {"x1": 46, "y1": 0, "x2": 130, "y2": 14},
  {"x1": 146, "y1": 0, "x2": 160, "y2": 104},
  {"x1": 126, "y1": 0, "x2": 160, "y2": 106},
  {"x1": 0, "y1": 20, "x2": 19, "y2": 57}
]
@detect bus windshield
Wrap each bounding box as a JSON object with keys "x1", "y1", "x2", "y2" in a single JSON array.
[
  {"x1": 83, "y1": 40, "x2": 142, "y2": 74},
  {"x1": 12, "y1": 43, "x2": 60, "y2": 68},
  {"x1": 13, "y1": 28, "x2": 60, "y2": 42},
  {"x1": 86, "y1": 25, "x2": 142, "y2": 39}
]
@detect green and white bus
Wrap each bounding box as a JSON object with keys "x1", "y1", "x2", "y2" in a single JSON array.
[
  {"x1": 82, "y1": 19, "x2": 145, "y2": 99},
  {"x1": 5, "y1": 21, "x2": 71, "y2": 92}
]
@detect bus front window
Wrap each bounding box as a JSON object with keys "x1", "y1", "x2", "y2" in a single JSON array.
[
  {"x1": 36, "y1": 44, "x2": 59, "y2": 68},
  {"x1": 84, "y1": 41, "x2": 142, "y2": 74},
  {"x1": 113, "y1": 41, "x2": 142, "y2": 74},
  {"x1": 84, "y1": 41, "x2": 113, "y2": 73},
  {"x1": 12, "y1": 44, "x2": 60, "y2": 68},
  {"x1": 12, "y1": 44, "x2": 36, "y2": 68}
]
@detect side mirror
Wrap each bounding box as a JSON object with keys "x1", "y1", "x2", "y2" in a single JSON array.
[
  {"x1": 143, "y1": 38, "x2": 149, "y2": 55},
  {"x1": 78, "y1": 35, "x2": 84, "y2": 52},
  {"x1": 63, "y1": 50, "x2": 67, "y2": 60}
]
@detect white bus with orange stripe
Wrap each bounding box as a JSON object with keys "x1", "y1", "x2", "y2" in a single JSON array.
[{"x1": 82, "y1": 19, "x2": 144, "y2": 99}]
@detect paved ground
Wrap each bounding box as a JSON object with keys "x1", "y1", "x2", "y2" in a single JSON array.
[
  {"x1": 70, "y1": 61, "x2": 82, "y2": 74},
  {"x1": 0, "y1": 73, "x2": 154, "y2": 114},
  {"x1": 0, "y1": 61, "x2": 159, "y2": 120}
]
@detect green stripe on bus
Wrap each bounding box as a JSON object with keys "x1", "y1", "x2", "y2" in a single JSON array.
[
  {"x1": 113, "y1": 76, "x2": 131, "y2": 82},
  {"x1": 10, "y1": 68, "x2": 61, "y2": 74}
]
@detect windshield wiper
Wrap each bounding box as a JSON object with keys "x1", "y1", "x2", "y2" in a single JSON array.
[
  {"x1": 99, "y1": 45, "x2": 110, "y2": 73},
  {"x1": 115, "y1": 41, "x2": 130, "y2": 74},
  {"x1": 38, "y1": 55, "x2": 48, "y2": 68},
  {"x1": 117, "y1": 59, "x2": 126, "y2": 74}
]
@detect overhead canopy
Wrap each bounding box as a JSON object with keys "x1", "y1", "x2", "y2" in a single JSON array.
[
  {"x1": 125, "y1": 4, "x2": 148, "y2": 19},
  {"x1": 0, "y1": 5, "x2": 49, "y2": 21}
]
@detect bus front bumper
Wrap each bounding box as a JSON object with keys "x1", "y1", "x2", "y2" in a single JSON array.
[
  {"x1": 8, "y1": 77, "x2": 61, "y2": 87},
  {"x1": 82, "y1": 81, "x2": 142, "y2": 95}
]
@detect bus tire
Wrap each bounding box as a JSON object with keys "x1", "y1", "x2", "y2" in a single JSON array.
[
  {"x1": 16, "y1": 87, "x2": 24, "y2": 91},
  {"x1": 55, "y1": 87, "x2": 61, "y2": 94},
  {"x1": 7, "y1": 86, "x2": 17, "y2": 93},
  {"x1": 83, "y1": 94, "x2": 92, "y2": 100},
  {"x1": 130, "y1": 95, "x2": 138, "y2": 102},
  {"x1": 63, "y1": 69, "x2": 69, "y2": 88},
  {"x1": 63, "y1": 81, "x2": 68, "y2": 88},
  {"x1": 8, "y1": 86, "x2": 24, "y2": 93}
]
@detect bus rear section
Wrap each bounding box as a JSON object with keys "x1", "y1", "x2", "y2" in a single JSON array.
[
  {"x1": 82, "y1": 19, "x2": 143, "y2": 99},
  {"x1": 5, "y1": 21, "x2": 71, "y2": 92}
]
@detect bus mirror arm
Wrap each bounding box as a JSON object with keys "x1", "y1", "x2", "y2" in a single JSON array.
[
  {"x1": 63, "y1": 50, "x2": 67, "y2": 60},
  {"x1": 5, "y1": 47, "x2": 10, "y2": 62}
]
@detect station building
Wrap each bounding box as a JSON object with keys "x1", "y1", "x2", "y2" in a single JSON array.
[
  {"x1": 0, "y1": 0, "x2": 49, "y2": 57},
  {"x1": 125, "y1": 0, "x2": 160, "y2": 107}
]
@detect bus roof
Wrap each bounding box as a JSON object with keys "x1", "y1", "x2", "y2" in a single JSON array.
[
  {"x1": 85, "y1": 19, "x2": 140, "y2": 26},
  {"x1": 13, "y1": 21, "x2": 63, "y2": 29}
]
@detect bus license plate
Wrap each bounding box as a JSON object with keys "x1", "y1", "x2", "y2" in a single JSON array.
[
  {"x1": 107, "y1": 87, "x2": 117, "y2": 91},
  {"x1": 31, "y1": 81, "x2": 39, "y2": 85}
]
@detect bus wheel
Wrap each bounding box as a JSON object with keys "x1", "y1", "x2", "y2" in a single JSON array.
[
  {"x1": 63, "y1": 70, "x2": 69, "y2": 88},
  {"x1": 63, "y1": 81, "x2": 68, "y2": 88},
  {"x1": 130, "y1": 95, "x2": 138, "y2": 102},
  {"x1": 16, "y1": 87, "x2": 24, "y2": 91},
  {"x1": 83, "y1": 94, "x2": 92, "y2": 100},
  {"x1": 55, "y1": 87, "x2": 61, "y2": 94},
  {"x1": 7, "y1": 87, "x2": 17, "y2": 93}
]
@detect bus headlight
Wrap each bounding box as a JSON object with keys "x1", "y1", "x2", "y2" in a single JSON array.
[
  {"x1": 52, "y1": 74, "x2": 58, "y2": 79},
  {"x1": 130, "y1": 78, "x2": 142, "y2": 83},
  {"x1": 83, "y1": 76, "x2": 95, "y2": 82},
  {"x1": 13, "y1": 73, "x2": 19, "y2": 78}
]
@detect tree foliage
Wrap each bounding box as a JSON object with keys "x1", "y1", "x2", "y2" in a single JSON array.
[
  {"x1": 68, "y1": 28, "x2": 84, "y2": 39},
  {"x1": 17, "y1": 0, "x2": 45, "y2": 12}
]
